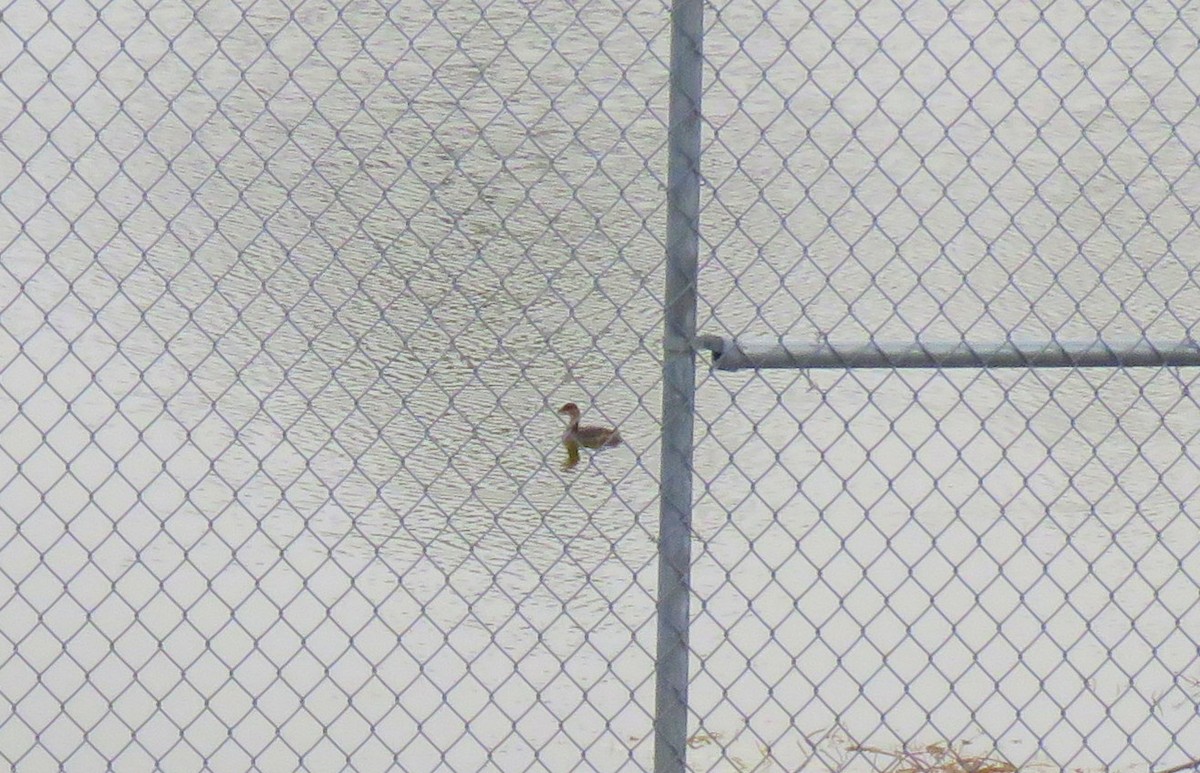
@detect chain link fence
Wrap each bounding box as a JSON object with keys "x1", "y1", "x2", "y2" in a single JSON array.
[{"x1": 3, "y1": 0, "x2": 1200, "y2": 771}]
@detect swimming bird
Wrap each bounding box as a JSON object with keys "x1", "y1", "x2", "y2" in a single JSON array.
[{"x1": 557, "y1": 402, "x2": 621, "y2": 470}]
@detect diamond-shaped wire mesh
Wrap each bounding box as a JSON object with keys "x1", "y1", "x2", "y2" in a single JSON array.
[
  {"x1": 691, "y1": 1, "x2": 1200, "y2": 771},
  {"x1": 2, "y1": 0, "x2": 670, "y2": 769},
  {"x1": 4, "y1": 0, "x2": 1200, "y2": 771}
]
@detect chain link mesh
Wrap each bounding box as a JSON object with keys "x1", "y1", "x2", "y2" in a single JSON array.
[
  {"x1": 693, "y1": 2, "x2": 1200, "y2": 770},
  {"x1": 2, "y1": 0, "x2": 1199, "y2": 771}
]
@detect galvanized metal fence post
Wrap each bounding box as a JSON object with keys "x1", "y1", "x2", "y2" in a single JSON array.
[{"x1": 655, "y1": 0, "x2": 704, "y2": 769}]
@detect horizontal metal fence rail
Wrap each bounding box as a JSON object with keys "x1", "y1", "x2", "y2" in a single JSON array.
[{"x1": 700, "y1": 335, "x2": 1200, "y2": 370}]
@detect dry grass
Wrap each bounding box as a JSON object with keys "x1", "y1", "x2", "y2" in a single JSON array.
[
  {"x1": 847, "y1": 740, "x2": 1018, "y2": 773},
  {"x1": 675, "y1": 729, "x2": 1029, "y2": 773}
]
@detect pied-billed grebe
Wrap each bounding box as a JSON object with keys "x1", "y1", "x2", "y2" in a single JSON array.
[{"x1": 557, "y1": 402, "x2": 621, "y2": 470}]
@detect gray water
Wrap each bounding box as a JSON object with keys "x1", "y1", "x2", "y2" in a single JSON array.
[{"x1": 2, "y1": 0, "x2": 1199, "y2": 770}]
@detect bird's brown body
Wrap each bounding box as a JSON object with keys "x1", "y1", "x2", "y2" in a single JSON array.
[{"x1": 557, "y1": 402, "x2": 621, "y2": 470}]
